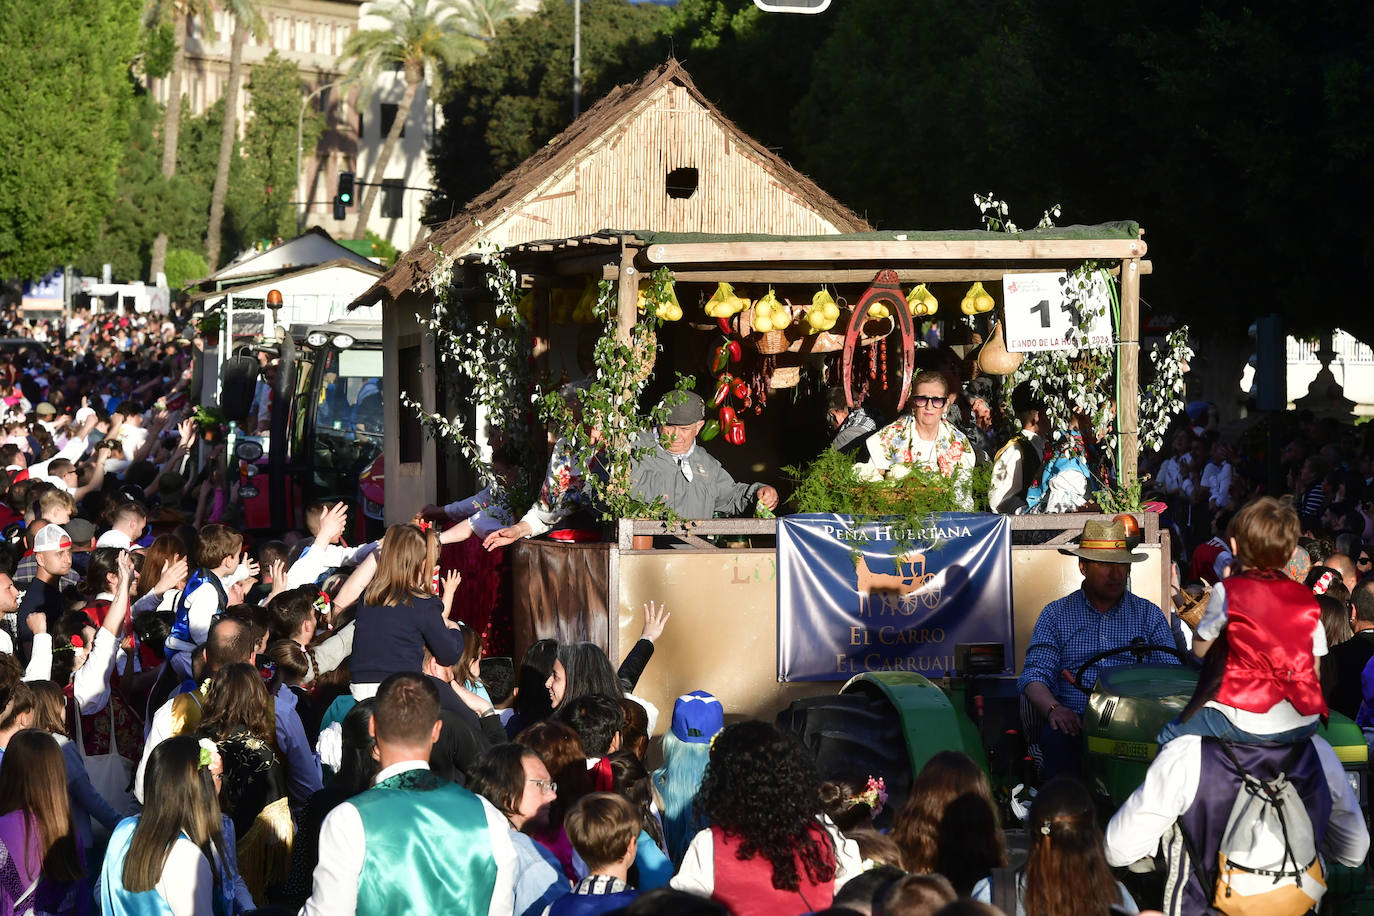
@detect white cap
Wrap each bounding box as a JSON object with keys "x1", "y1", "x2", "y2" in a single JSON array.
[{"x1": 95, "y1": 530, "x2": 133, "y2": 550}]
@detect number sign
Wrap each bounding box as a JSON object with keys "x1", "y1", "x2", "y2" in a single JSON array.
[{"x1": 1002, "y1": 272, "x2": 1113, "y2": 353}]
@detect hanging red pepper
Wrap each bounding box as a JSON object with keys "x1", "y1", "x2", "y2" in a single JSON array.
[
  {"x1": 701, "y1": 419, "x2": 721, "y2": 441},
  {"x1": 732, "y1": 378, "x2": 749, "y2": 399},
  {"x1": 727, "y1": 340, "x2": 742, "y2": 362},
  {"x1": 717, "y1": 316, "x2": 733, "y2": 336},
  {"x1": 711, "y1": 345, "x2": 730, "y2": 374},
  {"x1": 719, "y1": 405, "x2": 737, "y2": 431},
  {"x1": 711, "y1": 377, "x2": 731, "y2": 407},
  {"x1": 725, "y1": 421, "x2": 746, "y2": 446}
]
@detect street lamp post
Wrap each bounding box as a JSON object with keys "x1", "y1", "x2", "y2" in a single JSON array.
[{"x1": 297, "y1": 78, "x2": 345, "y2": 234}]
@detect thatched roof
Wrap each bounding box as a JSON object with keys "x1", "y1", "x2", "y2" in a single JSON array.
[{"x1": 353, "y1": 58, "x2": 869, "y2": 309}]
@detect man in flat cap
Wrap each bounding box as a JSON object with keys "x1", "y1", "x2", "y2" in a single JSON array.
[{"x1": 629, "y1": 391, "x2": 778, "y2": 519}]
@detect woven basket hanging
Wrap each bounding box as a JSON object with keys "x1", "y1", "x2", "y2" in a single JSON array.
[{"x1": 755, "y1": 329, "x2": 789, "y2": 355}]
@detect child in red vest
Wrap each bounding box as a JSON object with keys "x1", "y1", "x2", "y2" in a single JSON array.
[{"x1": 1160, "y1": 496, "x2": 1327, "y2": 744}]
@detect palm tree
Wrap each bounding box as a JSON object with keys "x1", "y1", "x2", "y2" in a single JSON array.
[
  {"x1": 340, "y1": 0, "x2": 512, "y2": 239},
  {"x1": 143, "y1": 0, "x2": 216, "y2": 283},
  {"x1": 204, "y1": 0, "x2": 267, "y2": 269}
]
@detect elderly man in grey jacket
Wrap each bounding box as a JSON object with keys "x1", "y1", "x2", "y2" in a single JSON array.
[{"x1": 630, "y1": 392, "x2": 779, "y2": 518}]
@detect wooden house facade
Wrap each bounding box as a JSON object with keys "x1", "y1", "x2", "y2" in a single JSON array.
[{"x1": 352, "y1": 60, "x2": 869, "y2": 523}]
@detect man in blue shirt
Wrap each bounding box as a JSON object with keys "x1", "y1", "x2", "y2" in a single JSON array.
[{"x1": 1018, "y1": 519, "x2": 1179, "y2": 779}]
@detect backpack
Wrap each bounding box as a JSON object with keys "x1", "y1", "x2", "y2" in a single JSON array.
[{"x1": 1190, "y1": 741, "x2": 1325, "y2": 916}]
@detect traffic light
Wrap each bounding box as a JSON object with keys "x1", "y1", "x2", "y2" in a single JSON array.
[{"x1": 333, "y1": 170, "x2": 355, "y2": 220}]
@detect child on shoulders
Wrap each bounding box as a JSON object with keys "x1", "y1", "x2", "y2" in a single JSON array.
[{"x1": 1160, "y1": 496, "x2": 1327, "y2": 745}]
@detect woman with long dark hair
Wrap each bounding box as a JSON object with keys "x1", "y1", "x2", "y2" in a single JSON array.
[
  {"x1": 891, "y1": 750, "x2": 1007, "y2": 895},
  {"x1": 670, "y1": 721, "x2": 861, "y2": 915},
  {"x1": 507, "y1": 639, "x2": 557, "y2": 736},
  {"x1": 972, "y1": 776, "x2": 1137, "y2": 915},
  {"x1": 469, "y1": 743, "x2": 570, "y2": 916},
  {"x1": 196, "y1": 662, "x2": 291, "y2": 901},
  {"x1": 101, "y1": 734, "x2": 233, "y2": 915},
  {"x1": 29, "y1": 680, "x2": 122, "y2": 855},
  {"x1": 0, "y1": 729, "x2": 87, "y2": 914},
  {"x1": 280, "y1": 698, "x2": 379, "y2": 911},
  {"x1": 608, "y1": 749, "x2": 673, "y2": 890}
]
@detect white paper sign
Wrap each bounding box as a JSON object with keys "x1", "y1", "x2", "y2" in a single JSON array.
[{"x1": 1002, "y1": 271, "x2": 1113, "y2": 352}]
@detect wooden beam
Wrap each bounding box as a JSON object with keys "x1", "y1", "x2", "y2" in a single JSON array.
[
  {"x1": 662, "y1": 262, "x2": 1153, "y2": 285},
  {"x1": 1118, "y1": 257, "x2": 1142, "y2": 486},
  {"x1": 644, "y1": 238, "x2": 1148, "y2": 266},
  {"x1": 616, "y1": 243, "x2": 638, "y2": 344}
]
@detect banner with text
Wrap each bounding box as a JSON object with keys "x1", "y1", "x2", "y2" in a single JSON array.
[{"x1": 777, "y1": 513, "x2": 1012, "y2": 681}]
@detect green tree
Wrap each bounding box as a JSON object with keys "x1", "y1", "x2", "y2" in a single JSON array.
[
  {"x1": 428, "y1": 0, "x2": 666, "y2": 219},
  {"x1": 341, "y1": 0, "x2": 510, "y2": 239},
  {"x1": 142, "y1": 0, "x2": 218, "y2": 282},
  {"x1": 0, "y1": 0, "x2": 142, "y2": 279},
  {"x1": 204, "y1": 0, "x2": 267, "y2": 269},
  {"x1": 240, "y1": 52, "x2": 324, "y2": 243}
]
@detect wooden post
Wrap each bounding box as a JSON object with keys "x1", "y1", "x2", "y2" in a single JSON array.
[
  {"x1": 616, "y1": 243, "x2": 638, "y2": 344},
  {"x1": 1117, "y1": 256, "x2": 1141, "y2": 485}
]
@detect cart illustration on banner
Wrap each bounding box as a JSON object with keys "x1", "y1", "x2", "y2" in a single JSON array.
[{"x1": 855, "y1": 553, "x2": 942, "y2": 615}]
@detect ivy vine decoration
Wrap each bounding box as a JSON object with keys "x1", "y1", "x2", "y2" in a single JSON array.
[
  {"x1": 1017, "y1": 264, "x2": 1117, "y2": 441},
  {"x1": 537, "y1": 266, "x2": 695, "y2": 523},
  {"x1": 400, "y1": 237, "x2": 542, "y2": 521},
  {"x1": 1138, "y1": 327, "x2": 1194, "y2": 453}
]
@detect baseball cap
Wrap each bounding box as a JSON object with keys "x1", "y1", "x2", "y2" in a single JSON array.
[
  {"x1": 33, "y1": 524, "x2": 72, "y2": 553},
  {"x1": 670, "y1": 690, "x2": 723, "y2": 744}
]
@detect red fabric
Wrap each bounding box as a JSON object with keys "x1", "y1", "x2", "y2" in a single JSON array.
[
  {"x1": 81, "y1": 599, "x2": 109, "y2": 631},
  {"x1": 63, "y1": 684, "x2": 145, "y2": 763},
  {"x1": 439, "y1": 536, "x2": 512, "y2": 658},
  {"x1": 1189, "y1": 541, "x2": 1227, "y2": 584},
  {"x1": 710, "y1": 824, "x2": 836, "y2": 916},
  {"x1": 1215, "y1": 569, "x2": 1327, "y2": 716},
  {"x1": 0, "y1": 505, "x2": 20, "y2": 529}
]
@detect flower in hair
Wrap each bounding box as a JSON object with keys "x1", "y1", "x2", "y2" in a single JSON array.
[
  {"x1": 846, "y1": 775, "x2": 889, "y2": 817},
  {"x1": 1313, "y1": 570, "x2": 1333, "y2": 596},
  {"x1": 313, "y1": 591, "x2": 332, "y2": 615},
  {"x1": 198, "y1": 738, "x2": 220, "y2": 771},
  {"x1": 1040, "y1": 821, "x2": 1052, "y2": 836}
]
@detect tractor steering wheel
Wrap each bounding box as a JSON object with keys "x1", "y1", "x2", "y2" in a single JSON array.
[{"x1": 1070, "y1": 639, "x2": 1193, "y2": 696}]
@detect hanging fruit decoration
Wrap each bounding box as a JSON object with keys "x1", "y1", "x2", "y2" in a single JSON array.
[
  {"x1": 637, "y1": 278, "x2": 683, "y2": 321},
  {"x1": 803, "y1": 288, "x2": 841, "y2": 334},
  {"x1": 960, "y1": 281, "x2": 996, "y2": 315},
  {"x1": 906, "y1": 283, "x2": 939, "y2": 316},
  {"x1": 751, "y1": 289, "x2": 791, "y2": 333}
]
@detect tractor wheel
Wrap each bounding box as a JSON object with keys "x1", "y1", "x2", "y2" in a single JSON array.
[{"x1": 776, "y1": 691, "x2": 912, "y2": 828}]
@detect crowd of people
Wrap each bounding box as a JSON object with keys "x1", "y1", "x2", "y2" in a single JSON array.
[{"x1": 0, "y1": 298, "x2": 1371, "y2": 916}]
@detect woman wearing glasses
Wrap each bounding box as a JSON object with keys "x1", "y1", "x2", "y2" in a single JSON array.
[
  {"x1": 470, "y1": 743, "x2": 571, "y2": 916},
  {"x1": 863, "y1": 370, "x2": 977, "y2": 508}
]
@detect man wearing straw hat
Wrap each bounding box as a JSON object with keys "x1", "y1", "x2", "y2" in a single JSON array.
[{"x1": 1018, "y1": 518, "x2": 1180, "y2": 779}]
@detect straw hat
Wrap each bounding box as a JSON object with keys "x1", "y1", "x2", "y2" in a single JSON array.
[{"x1": 1058, "y1": 519, "x2": 1148, "y2": 564}]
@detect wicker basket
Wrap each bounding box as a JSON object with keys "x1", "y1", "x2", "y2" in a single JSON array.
[
  {"x1": 769, "y1": 366, "x2": 802, "y2": 389},
  {"x1": 755, "y1": 329, "x2": 789, "y2": 354}
]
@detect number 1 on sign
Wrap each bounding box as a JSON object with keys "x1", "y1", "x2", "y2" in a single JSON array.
[{"x1": 1029, "y1": 299, "x2": 1051, "y2": 328}]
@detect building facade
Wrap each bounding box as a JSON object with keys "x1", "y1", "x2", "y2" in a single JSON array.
[{"x1": 147, "y1": 0, "x2": 442, "y2": 254}]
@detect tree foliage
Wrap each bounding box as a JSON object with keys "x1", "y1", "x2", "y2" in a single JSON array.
[
  {"x1": 0, "y1": 0, "x2": 142, "y2": 279},
  {"x1": 427, "y1": 0, "x2": 668, "y2": 220},
  {"x1": 429, "y1": 0, "x2": 1373, "y2": 355},
  {"x1": 241, "y1": 52, "x2": 323, "y2": 243}
]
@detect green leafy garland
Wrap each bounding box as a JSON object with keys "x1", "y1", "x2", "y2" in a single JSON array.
[
  {"x1": 538, "y1": 267, "x2": 694, "y2": 522},
  {"x1": 401, "y1": 239, "x2": 541, "y2": 518}
]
